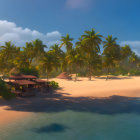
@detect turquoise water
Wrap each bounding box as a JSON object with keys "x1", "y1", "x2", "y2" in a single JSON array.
[{"x1": 1, "y1": 111, "x2": 140, "y2": 140}]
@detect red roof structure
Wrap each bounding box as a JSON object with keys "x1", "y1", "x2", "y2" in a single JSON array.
[
  {"x1": 11, "y1": 80, "x2": 36, "y2": 85},
  {"x1": 35, "y1": 79, "x2": 46, "y2": 83},
  {"x1": 9, "y1": 74, "x2": 37, "y2": 80}
]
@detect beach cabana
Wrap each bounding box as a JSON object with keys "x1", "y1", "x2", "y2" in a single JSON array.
[
  {"x1": 10, "y1": 80, "x2": 37, "y2": 95},
  {"x1": 12, "y1": 80, "x2": 36, "y2": 86}
]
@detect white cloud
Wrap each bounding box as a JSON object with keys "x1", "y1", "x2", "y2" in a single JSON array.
[
  {"x1": 0, "y1": 20, "x2": 61, "y2": 47},
  {"x1": 120, "y1": 41, "x2": 140, "y2": 55},
  {"x1": 66, "y1": 0, "x2": 92, "y2": 9}
]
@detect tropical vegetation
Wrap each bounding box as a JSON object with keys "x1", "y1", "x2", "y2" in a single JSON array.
[{"x1": 0, "y1": 28, "x2": 140, "y2": 81}]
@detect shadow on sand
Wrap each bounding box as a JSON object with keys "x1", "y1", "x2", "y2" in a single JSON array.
[
  {"x1": 95, "y1": 76, "x2": 132, "y2": 80},
  {"x1": 0, "y1": 89, "x2": 140, "y2": 115}
]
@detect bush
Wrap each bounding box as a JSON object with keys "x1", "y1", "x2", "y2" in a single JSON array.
[
  {"x1": 0, "y1": 78, "x2": 15, "y2": 100},
  {"x1": 49, "y1": 81, "x2": 59, "y2": 89},
  {"x1": 20, "y1": 67, "x2": 39, "y2": 77},
  {"x1": 2, "y1": 91, "x2": 15, "y2": 100},
  {"x1": 129, "y1": 69, "x2": 140, "y2": 76}
]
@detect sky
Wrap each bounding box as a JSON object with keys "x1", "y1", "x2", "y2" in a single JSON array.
[{"x1": 0, "y1": 0, "x2": 140, "y2": 54}]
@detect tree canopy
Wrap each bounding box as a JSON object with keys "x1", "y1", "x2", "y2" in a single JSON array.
[{"x1": 0, "y1": 29, "x2": 140, "y2": 79}]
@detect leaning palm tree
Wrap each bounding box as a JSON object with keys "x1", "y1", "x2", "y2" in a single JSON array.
[
  {"x1": 60, "y1": 34, "x2": 74, "y2": 53},
  {"x1": 81, "y1": 28, "x2": 102, "y2": 80}
]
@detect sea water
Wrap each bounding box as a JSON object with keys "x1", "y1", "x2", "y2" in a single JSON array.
[{"x1": 0, "y1": 111, "x2": 140, "y2": 140}]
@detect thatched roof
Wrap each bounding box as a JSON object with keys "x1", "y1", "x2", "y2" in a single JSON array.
[
  {"x1": 9, "y1": 74, "x2": 37, "y2": 80},
  {"x1": 57, "y1": 72, "x2": 71, "y2": 79},
  {"x1": 35, "y1": 79, "x2": 46, "y2": 83},
  {"x1": 11, "y1": 80, "x2": 36, "y2": 85}
]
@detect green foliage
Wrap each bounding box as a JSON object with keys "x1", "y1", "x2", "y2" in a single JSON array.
[
  {"x1": 0, "y1": 32, "x2": 140, "y2": 79},
  {"x1": 129, "y1": 69, "x2": 140, "y2": 76},
  {"x1": 0, "y1": 78, "x2": 15, "y2": 100},
  {"x1": 120, "y1": 45, "x2": 132, "y2": 59},
  {"x1": 49, "y1": 81, "x2": 59, "y2": 89},
  {"x1": 20, "y1": 67, "x2": 39, "y2": 77},
  {"x1": 115, "y1": 67, "x2": 128, "y2": 75},
  {"x1": 60, "y1": 34, "x2": 74, "y2": 53}
]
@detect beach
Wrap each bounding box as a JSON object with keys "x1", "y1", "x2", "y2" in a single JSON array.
[
  {"x1": 54, "y1": 76, "x2": 140, "y2": 98},
  {"x1": 0, "y1": 106, "x2": 29, "y2": 126},
  {"x1": 0, "y1": 76, "x2": 140, "y2": 126}
]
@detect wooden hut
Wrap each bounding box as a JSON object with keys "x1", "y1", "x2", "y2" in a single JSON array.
[
  {"x1": 7, "y1": 74, "x2": 50, "y2": 96},
  {"x1": 10, "y1": 80, "x2": 37, "y2": 96}
]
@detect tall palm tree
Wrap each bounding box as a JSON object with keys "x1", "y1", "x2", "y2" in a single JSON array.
[
  {"x1": 103, "y1": 35, "x2": 121, "y2": 80},
  {"x1": 50, "y1": 44, "x2": 63, "y2": 58},
  {"x1": 60, "y1": 34, "x2": 74, "y2": 53},
  {"x1": 32, "y1": 39, "x2": 47, "y2": 55},
  {"x1": 23, "y1": 39, "x2": 47, "y2": 66},
  {"x1": 39, "y1": 51, "x2": 59, "y2": 81},
  {"x1": 81, "y1": 28, "x2": 102, "y2": 80}
]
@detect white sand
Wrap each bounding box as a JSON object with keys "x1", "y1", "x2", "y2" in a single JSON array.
[{"x1": 52, "y1": 76, "x2": 140, "y2": 98}]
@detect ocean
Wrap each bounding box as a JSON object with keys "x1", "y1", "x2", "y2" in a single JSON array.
[{"x1": 1, "y1": 110, "x2": 140, "y2": 140}]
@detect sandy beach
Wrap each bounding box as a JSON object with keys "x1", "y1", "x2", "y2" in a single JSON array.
[
  {"x1": 53, "y1": 76, "x2": 140, "y2": 98},
  {"x1": 0, "y1": 76, "x2": 140, "y2": 126},
  {"x1": 0, "y1": 106, "x2": 29, "y2": 126}
]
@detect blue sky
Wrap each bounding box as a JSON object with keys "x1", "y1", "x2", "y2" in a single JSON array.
[{"x1": 0, "y1": 0, "x2": 140, "y2": 53}]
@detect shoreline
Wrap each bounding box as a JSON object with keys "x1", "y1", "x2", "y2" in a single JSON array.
[{"x1": 0, "y1": 106, "x2": 30, "y2": 126}]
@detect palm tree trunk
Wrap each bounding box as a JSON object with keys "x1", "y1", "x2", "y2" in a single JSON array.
[
  {"x1": 88, "y1": 64, "x2": 92, "y2": 81},
  {"x1": 106, "y1": 67, "x2": 109, "y2": 80},
  {"x1": 75, "y1": 66, "x2": 79, "y2": 82}
]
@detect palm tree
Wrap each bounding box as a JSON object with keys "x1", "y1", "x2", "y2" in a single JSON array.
[
  {"x1": 23, "y1": 39, "x2": 47, "y2": 66},
  {"x1": 60, "y1": 34, "x2": 74, "y2": 53},
  {"x1": 50, "y1": 44, "x2": 63, "y2": 58},
  {"x1": 129, "y1": 52, "x2": 138, "y2": 64},
  {"x1": 120, "y1": 45, "x2": 132, "y2": 60},
  {"x1": 32, "y1": 39, "x2": 47, "y2": 55},
  {"x1": 0, "y1": 41, "x2": 19, "y2": 60},
  {"x1": 103, "y1": 35, "x2": 121, "y2": 80},
  {"x1": 81, "y1": 28, "x2": 102, "y2": 80},
  {"x1": 39, "y1": 51, "x2": 59, "y2": 81},
  {"x1": 23, "y1": 42, "x2": 35, "y2": 66},
  {"x1": 0, "y1": 41, "x2": 20, "y2": 74}
]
